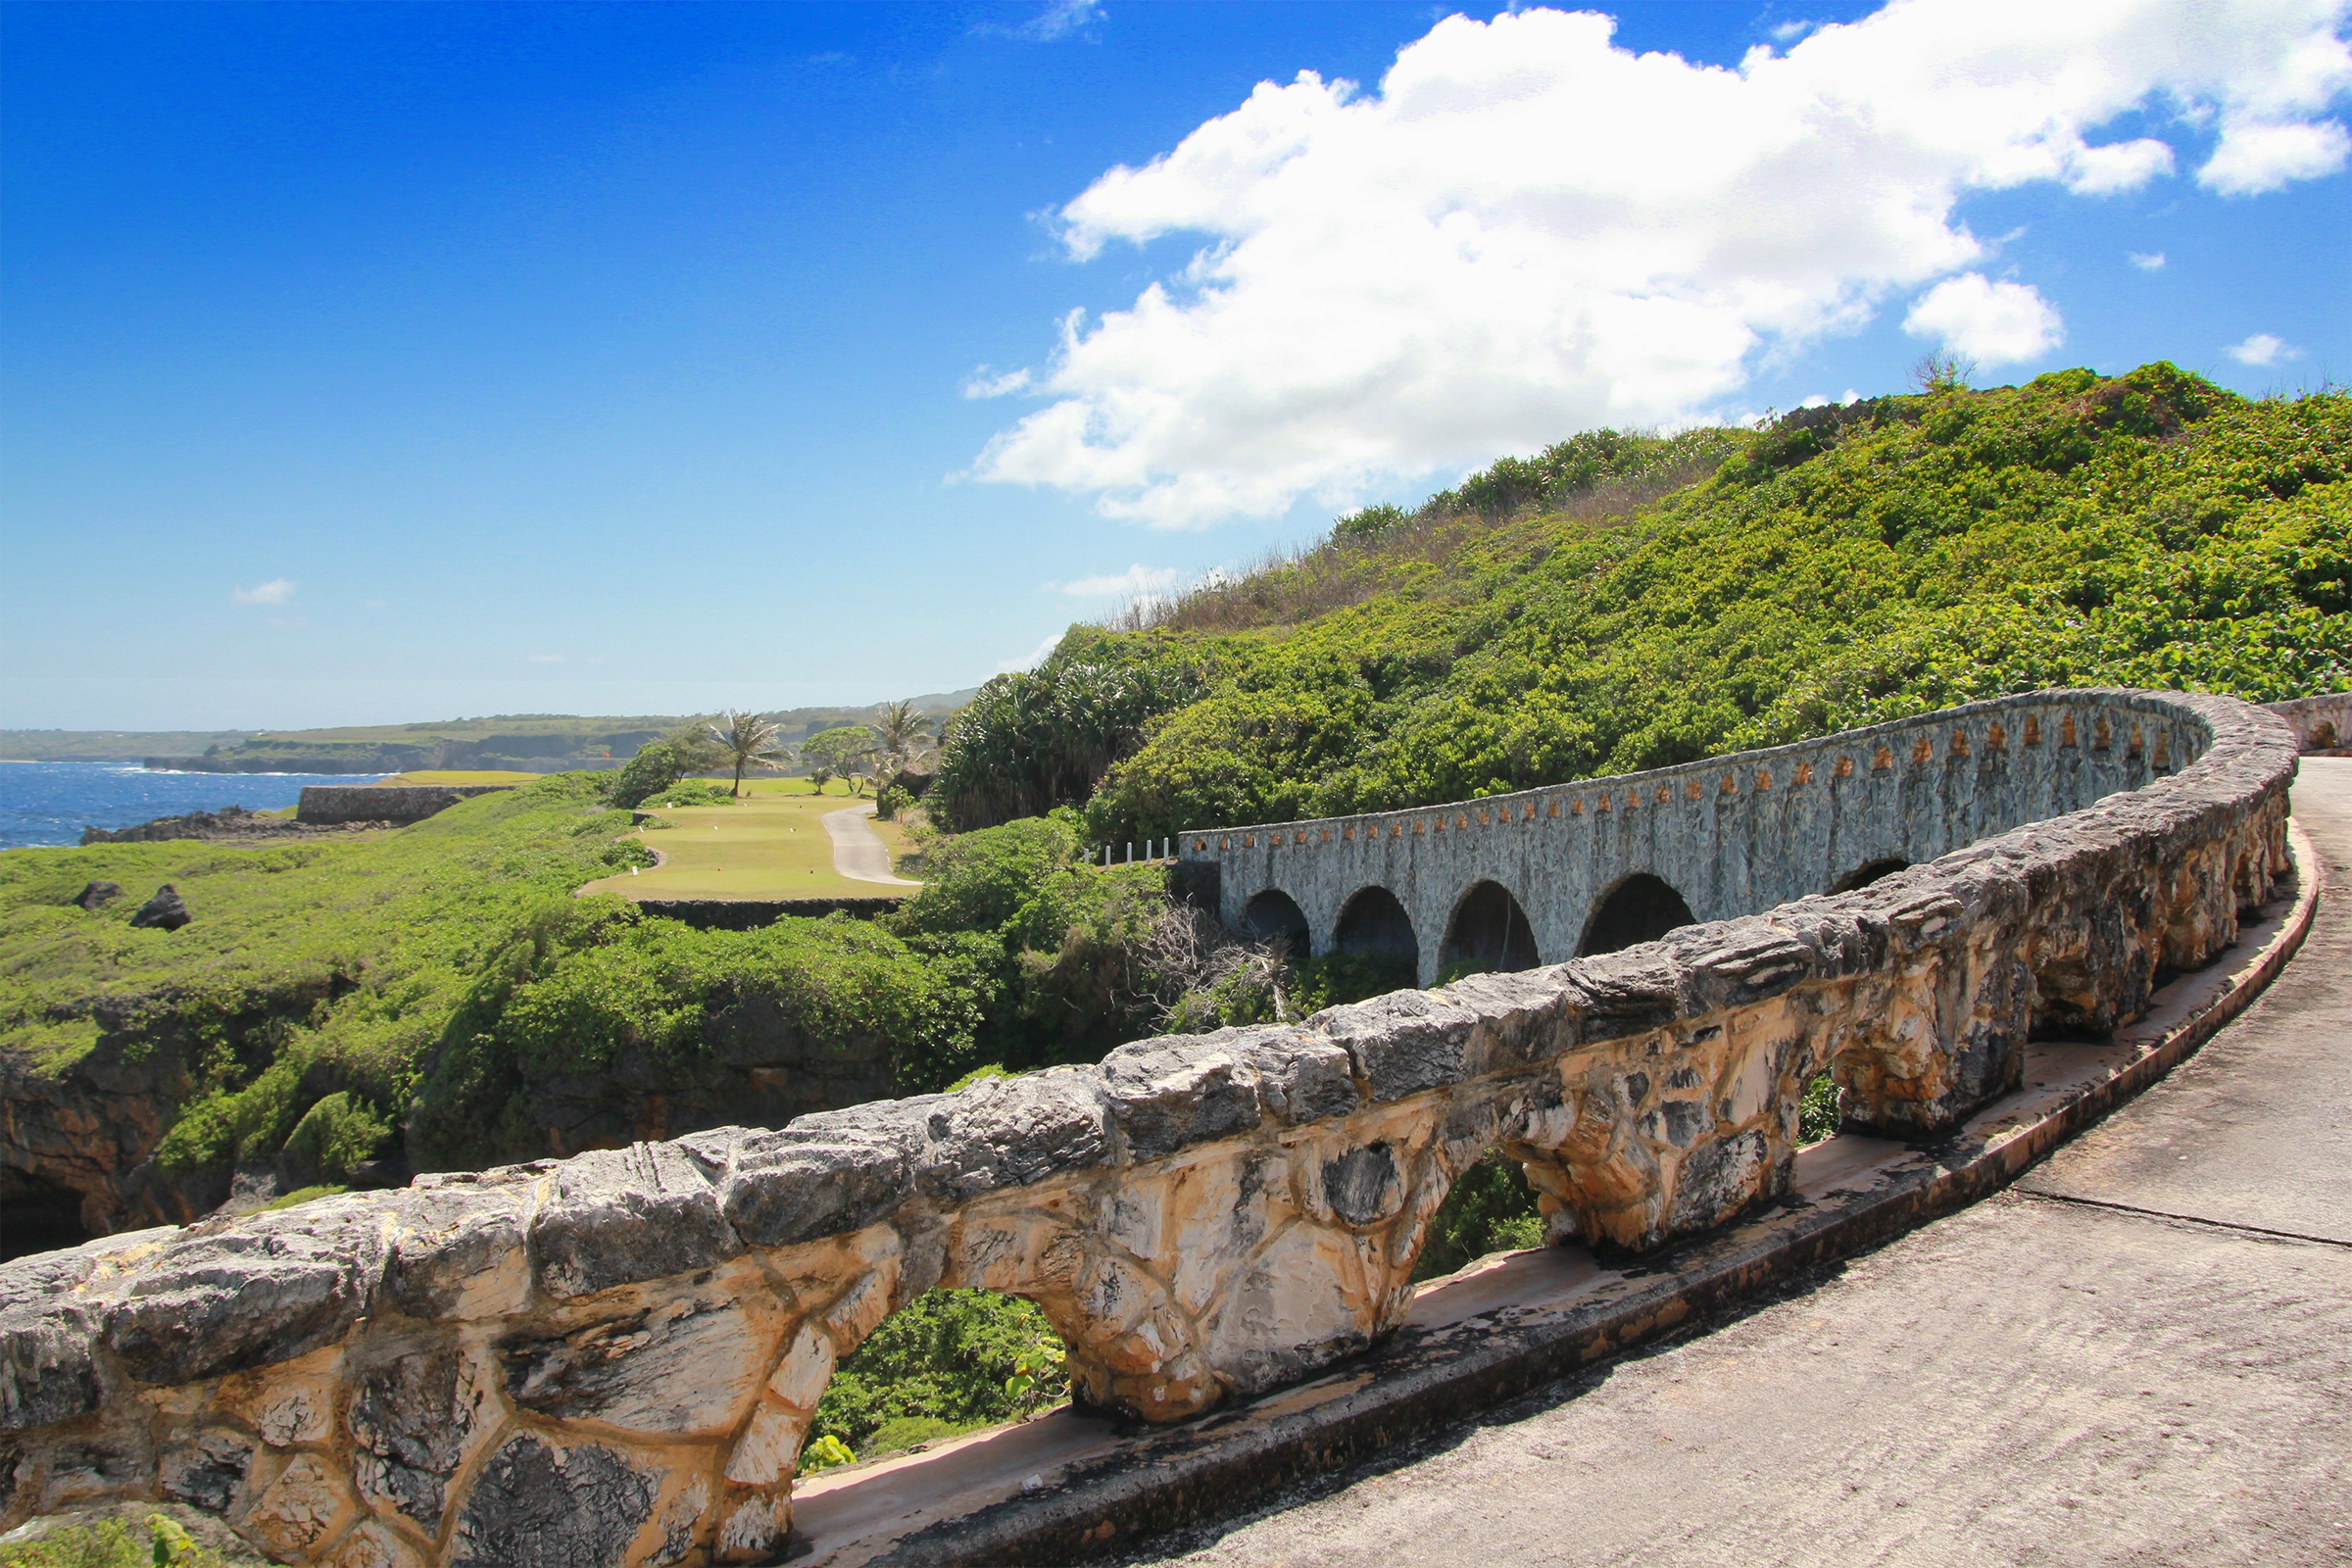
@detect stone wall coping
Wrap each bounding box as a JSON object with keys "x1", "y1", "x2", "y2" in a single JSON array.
[{"x1": 1178, "y1": 687, "x2": 2216, "y2": 852}]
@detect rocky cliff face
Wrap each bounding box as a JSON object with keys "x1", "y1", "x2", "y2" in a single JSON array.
[
  {"x1": 2, "y1": 983, "x2": 900, "y2": 1258},
  {"x1": 1, "y1": 1001, "x2": 222, "y2": 1251},
  {"x1": 511, "y1": 987, "x2": 901, "y2": 1160}
]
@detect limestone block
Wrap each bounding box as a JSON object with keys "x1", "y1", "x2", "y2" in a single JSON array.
[
  {"x1": 817, "y1": 1263, "x2": 900, "y2": 1350},
  {"x1": 709, "y1": 1110, "x2": 923, "y2": 1250},
  {"x1": 1227, "y1": 1030, "x2": 1362, "y2": 1125},
  {"x1": 723, "y1": 1403, "x2": 805, "y2": 1486},
  {"x1": 347, "y1": 1338, "x2": 498, "y2": 1535},
  {"x1": 653, "y1": 1473, "x2": 710, "y2": 1567},
  {"x1": 1663, "y1": 1130, "x2": 1775, "y2": 1234},
  {"x1": 1317, "y1": 1144, "x2": 1404, "y2": 1228},
  {"x1": 765, "y1": 1324, "x2": 835, "y2": 1414},
  {"x1": 530, "y1": 1143, "x2": 743, "y2": 1301},
  {"x1": 236, "y1": 1451, "x2": 358, "y2": 1561},
  {"x1": 502, "y1": 1288, "x2": 778, "y2": 1439},
  {"x1": 158, "y1": 1427, "x2": 253, "y2": 1515},
  {"x1": 100, "y1": 1200, "x2": 389, "y2": 1385},
  {"x1": 39, "y1": 1433, "x2": 154, "y2": 1511},
  {"x1": 214, "y1": 1348, "x2": 343, "y2": 1448},
  {"x1": 1158, "y1": 1151, "x2": 1287, "y2": 1321},
  {"x1": 332, "y1": 1519, "x2": 426, "y2": 1568},
  {"x1": 1310, "y1": 989, "x2": 1484, "y2": 1101},
  {"x1": 715, "y1": 1493, "x2": 784, "y2": 1563},
  {"x1": 381, "y1": 1183, "x2": 533, "y2": 1322},
  {"x1": 1198, "y1": 1220, "x2": 1387, "y2": 1397},
  {"x1": 915, "y1": 1069, "x2": 1111, "y2": 1203},
  {"x1": 1099, "y1": 1039, "x2": 1262, "y2": 1159},
  {"x1": 445, "y1": 1434, "x2": 659, "y2": 1568},
  {"x1": 0, "y1": 1248, "x2": 108, "y2": 1432}
]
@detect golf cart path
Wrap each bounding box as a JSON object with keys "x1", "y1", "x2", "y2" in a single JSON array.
[{"x1": 824, "y1": 803, "x2": 919, "y2": 886}]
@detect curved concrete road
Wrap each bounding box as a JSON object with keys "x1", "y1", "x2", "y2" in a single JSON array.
[
  {"x1": 823, "y1": 802, "x2": 920, "y2": 887},
  {"x1": 1109, "y1": 759, "x2": 2352, "y2": 1568}
]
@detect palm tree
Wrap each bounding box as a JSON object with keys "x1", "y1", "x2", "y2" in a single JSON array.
[
  {"x1": 708, "y1": 709, "x2": 791, "y2": 798},
  {"x1": 869, "y1": 700, "x2": 936, "y2": 772}
]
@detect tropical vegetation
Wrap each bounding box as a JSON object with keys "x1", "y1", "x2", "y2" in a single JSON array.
[{"x1": 931, "y1": 365, "x2": 2346, "y2": 846}]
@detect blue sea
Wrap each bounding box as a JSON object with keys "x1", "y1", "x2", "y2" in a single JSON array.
[{"x1": 0, "y1": 763, "x2": 379, "y2": 851}]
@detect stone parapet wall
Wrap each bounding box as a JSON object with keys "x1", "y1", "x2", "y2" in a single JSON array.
[
  {"x1": 0, "y1": 691, "x2": 2300, "y2": 1566},
  {"x1": 1182, "y1": 690, "x2": 2211, "y2": 985},
  {"x1": 2266, "y1": 691, "x2": 2352, "y2": 752},
  {"x1": 295, "y1": 786, "x2": 514, "y2": 826}
]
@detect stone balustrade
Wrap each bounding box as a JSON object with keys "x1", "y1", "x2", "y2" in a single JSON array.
[
  {"x1": 0, "y1": 691, "x2": 2301, "y2": 1567},
  {"x1": 2267, "y1": 690, "x2": 2352, "y2": 753}
]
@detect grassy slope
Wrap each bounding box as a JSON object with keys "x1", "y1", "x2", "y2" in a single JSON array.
[
  {"x1": 1062, "y1": 366, "x2": 2348, "y2": 841},
  {"x1": 0, "y1": 776, "x2": 656, "y2": 1154}
]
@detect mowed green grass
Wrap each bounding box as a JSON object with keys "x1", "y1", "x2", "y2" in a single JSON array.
[{"x1": 579, "y1": 777, "x2": 918, "y2": 900}]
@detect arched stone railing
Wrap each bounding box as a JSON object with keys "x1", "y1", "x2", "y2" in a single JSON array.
[
  {"x1": 0, "y1": 691, "x2": 2300, "y2": 1566},
  {"x1": 1180, "y1": 690, "x2": 2226, "y2": 985}
]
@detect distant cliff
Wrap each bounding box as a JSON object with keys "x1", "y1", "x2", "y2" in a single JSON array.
[{"x1": 147, "y1": 730, "x2": 663, "y2": 774}]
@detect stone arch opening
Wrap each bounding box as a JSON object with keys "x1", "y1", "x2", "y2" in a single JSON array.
[
  {"x1": 1577, "y1": 873, "x2": 1696, "y2": 956},
  {"x1": 1239, "y1": 889, "x2": 1310, "y2": 956},
  {"x1": 1333, "y1": 886, "x2": 1419, "y2": 970},
  {"x1": 1830, "y1": 858, "x2": 1910, "y2": 895},
  {"x1": 1438, "y1": 880, "x2": 1540, "y2": 978},
  {"x1": 0, "y1": 1166, "x2": 92, "y2": 1262},
  {"x1": 803, "y1": 1287, "x2": 1072, "y2": 1472}
]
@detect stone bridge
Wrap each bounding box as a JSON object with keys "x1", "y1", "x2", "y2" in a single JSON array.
[
  {"x1": 0, "y1": 689, "x2": 2306, "y2": 1567},
  {"x1": 1180, "y1": 692, "x2": 2215, "y2": 986}
]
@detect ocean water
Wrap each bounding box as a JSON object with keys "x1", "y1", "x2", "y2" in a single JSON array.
[{"x1": 0, "y1": 762, "x2": 375, "y2": 851}]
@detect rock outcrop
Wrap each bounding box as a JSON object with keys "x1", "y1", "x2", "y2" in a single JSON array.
[
  {"x1": 127, "y1": 887, "x2": 191, "y2": 932},
  {"x1": 0, "y1": 690, "x2": 2300, "y2": 1566},
  {"x1": 70, "y1": 883, "x2": 122, "y2": 910},
  {"x1": 79, "y1": 809, "x2": 393, "y2": 847},
  {"x1": 294, "y1": 787, "x2": 513, "y2": 827}
]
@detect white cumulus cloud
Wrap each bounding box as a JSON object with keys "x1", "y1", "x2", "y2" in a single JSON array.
[
  {"x1": 996, "y1": 631, "x2": 1066, "y2": 673},
  {"x1": 967, "y1": 0, "x2": 2352, "y2": 527},
  {"x1": 2225, "y1": 332, "x2": 2305, "y2": 365},
  {"x1": 1059, "y1": 564, "x2": 1180, "y2": 598},
  {"x1": 231, "y1": 578, "x2": 296, "y2": 606},
  {"x1": 2128, "y1": 250, "x2": 2167, "y2": 270},
  {"x1": 1903, "y1": 273, "x2": 2067, "y2": 366}
]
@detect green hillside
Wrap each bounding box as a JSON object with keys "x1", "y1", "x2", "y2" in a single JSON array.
[
  {"x1": 931, "y1": 364, "x2": 2349, "y2": 841},
  {"x1": 3, "y1": 693, "x2": 979, "y2": 771}
]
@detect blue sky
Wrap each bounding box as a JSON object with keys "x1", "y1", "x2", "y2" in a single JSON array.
[{"x1": 4, "y1": 0, "x2": 2346, "y2": 731}]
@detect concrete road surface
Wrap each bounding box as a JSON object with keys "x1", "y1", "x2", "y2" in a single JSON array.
[
  {"x1": 1110, "y1": 759, "x2": 2352, "y2": 1568},
  {"x1": 824, "y1": 803, "x2": 920, "y2": 886}
]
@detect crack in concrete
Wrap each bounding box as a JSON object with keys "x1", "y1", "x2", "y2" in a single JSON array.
[{"x1": 2013, "y1": 1185, "x2": 2352, "y2": 1250}]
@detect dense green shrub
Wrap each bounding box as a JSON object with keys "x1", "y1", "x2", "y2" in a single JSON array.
[
  {"x1": 886, "y1": 813, "x2": 1181, "y2": 1069},
  {"x1": 603, "y1": 723, "x2": 728, "y2": 808},
  {"x1": 926, "y1": 638, "x2": 1216, "y2": 830},
  {"x1": 1039, "y1": 367, "x2": 2346, "y2": 842},
  {"x1": 0, "y1": 1511, "x2": 238, "y2": 1568},
  {"x1": 407, "y1": 908, "x2": 984, "y2": 1167},
  {"x1": 1412, "y1": 1153, "x2": 1547, "y2": 1283},
  {"x1": 808, "y1": 1288, "x2": 1069, "y2": 1456}
]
